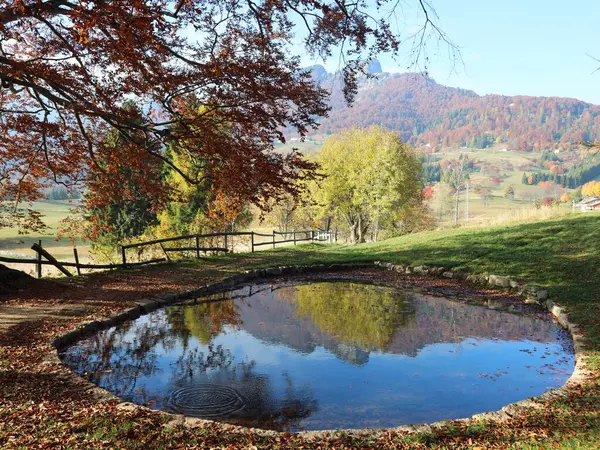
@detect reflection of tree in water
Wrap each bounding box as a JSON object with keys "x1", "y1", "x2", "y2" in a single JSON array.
[
  {"x1": 171, "y1": 343, "x2": 233, "y2": 379},
  {"x1": 164, "y1": 296, "x2": 318, "y2": 431},
  {"x1": 61, "y1": 318, "x2": 168, "y2": 401},
  {"x1": 169, "y1": 360, "x2": 318, "y2": 432},
  {"x1": 164, "y1": 285, "x2": 291, "y2": 346},
  {"x1": 293, "y1": 283, "x2": 415, "y2": 351},
  {"x1": 60, "y1": 313, "x2": 237, "y2": 405},
  {"x1": 62, "y1": 303, "x2": 318, "y2": 430},
  {"x1": 173, "y1": 282, "x2": 415, "y2": 363},
  {"x1": 165, "y1": 299, "x2": 242, "y2": 346}
]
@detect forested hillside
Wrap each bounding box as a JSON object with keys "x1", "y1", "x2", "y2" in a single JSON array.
[{"x1": 307, "y1": 66, "x2": 600, "y2": 151}]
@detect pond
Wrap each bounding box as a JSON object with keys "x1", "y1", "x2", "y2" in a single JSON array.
[{"x1": 59, "y1": 281, "x2": 574, "y2": 431}]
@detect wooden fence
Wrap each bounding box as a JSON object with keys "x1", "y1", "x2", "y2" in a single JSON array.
[
  {"x1": 0, "y1": 229, "x2": 336, "y2": 278},
  {"x1": 120, "y1": 229, "x2": 336, "y2": 265}
]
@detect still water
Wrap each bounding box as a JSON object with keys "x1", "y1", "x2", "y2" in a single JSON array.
[{"x1": 60, "y1": 282, "x2": 574, "y2": 431}]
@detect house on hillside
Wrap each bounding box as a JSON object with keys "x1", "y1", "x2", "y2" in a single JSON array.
[{"x1": 576, "y1": 196, "x2": 600, "y2": 212}]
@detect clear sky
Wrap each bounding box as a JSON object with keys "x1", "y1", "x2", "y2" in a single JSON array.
[{"x1": 301, "y1": 0, "x2": 600, "y2": 104}]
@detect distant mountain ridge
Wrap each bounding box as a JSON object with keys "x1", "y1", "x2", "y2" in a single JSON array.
[{"x1": 305, "y1": 65, "x2": 600, "y2": 151}]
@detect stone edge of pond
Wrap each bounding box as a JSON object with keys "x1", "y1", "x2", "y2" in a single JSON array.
[{"x1": 46, "y1": 261, "x2": 591, "y2": 440}]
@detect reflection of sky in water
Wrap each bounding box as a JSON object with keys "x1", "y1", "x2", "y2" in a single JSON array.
[{"x1": 60, "y1": 282, "x2": 574, "y2": 431}]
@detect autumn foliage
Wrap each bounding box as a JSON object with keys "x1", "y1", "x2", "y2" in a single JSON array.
[
  {"x1": 0, "y1": 0, "x2": 450, "y2": 232},
  {"x1": 422, "y1": 185, "x2": 434, "y2": 199},
  {"x1": 581, "y1": 181, "x2": 600, "y2": 197},
  {"x1": 315, "y1": 72, "x2": 600, "y2": 151}
]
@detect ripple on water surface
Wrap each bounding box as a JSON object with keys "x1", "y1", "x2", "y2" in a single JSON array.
[
  {"x1": 168, "y1": 384, "x2": 246, "y2": 417},
  {"x1": 59, "y1": 281, "x2": 575, "y2": 431}
]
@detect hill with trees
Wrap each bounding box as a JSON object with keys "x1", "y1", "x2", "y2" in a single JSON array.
[{"x1": 306, "y1": 67, "x2": 600, "y2": 152}]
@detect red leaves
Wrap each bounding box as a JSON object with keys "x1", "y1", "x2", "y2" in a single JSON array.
[
  {"x1": 1, "y1": 1, "x2": 454, "y2": 232},
  {"x1": 422, "y1": 185, "x2": 434, "y2": 200}
]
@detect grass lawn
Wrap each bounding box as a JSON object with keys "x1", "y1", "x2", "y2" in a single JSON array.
[
  {"x1": 1, "y1": 212, "x2": 599, "y2": 448},
  {"x1": 0, "y1": 200, "x2": 90, "y2": 262}
]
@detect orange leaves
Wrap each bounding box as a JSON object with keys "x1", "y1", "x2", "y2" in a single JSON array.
[
  {"x1": 422, "y1": 185, "x2": 434, "y2": 199},
  {"x1": 206, "y1": 190, "x2": 251, "y2": 231},
  {"x1": 581, "y1": 181, "x2": 600, "y2": 197},
  {"x1": 0, "y1": 0, "x2": 432, "y2": 234}
]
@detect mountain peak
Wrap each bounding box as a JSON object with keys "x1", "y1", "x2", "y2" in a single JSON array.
[
  {"x1": 367, "y1": 59, "x2": 382, "y2": 74},
  {"x1": 305, "y1": 64, "x2": 328, "y2": 82}
]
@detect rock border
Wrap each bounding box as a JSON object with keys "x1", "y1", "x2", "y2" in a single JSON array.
[{"x1": 48, "y1": 261, "x2": 590, "y2": 439}]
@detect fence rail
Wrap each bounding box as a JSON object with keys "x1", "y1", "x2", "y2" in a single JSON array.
[
  {"x1": 0, "y1": 241, "x2": 167, "y2": 278},
  {"x1": 121, "y1": 228, "x2": 336, "y2": 265},
  {"x1": 0, "y1": 228, "x2": 337, "y2": 278}
]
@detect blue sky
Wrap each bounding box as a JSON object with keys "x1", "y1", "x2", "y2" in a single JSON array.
[{"x1": 301, "y1": 0, "x2": 600, "y2": 104}]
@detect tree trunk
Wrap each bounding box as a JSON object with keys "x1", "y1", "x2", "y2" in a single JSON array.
[
  {"x1": 357, "y1": 215, "x2": 364, "y2": 243},
  {"x1": 343, "y1": 211, "x2": 369, "y2": 244},
  {"x1": 349, "y1": 222, "x2": 360, "y2": 244},
  {"x1": 357, "y1": 214, "x2": 369, "y2": 243}
]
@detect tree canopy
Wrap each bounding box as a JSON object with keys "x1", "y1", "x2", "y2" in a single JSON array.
[
  {"x1": 315, "y1": 126, "x2": 423, "y2": 243},
  {"x1": 0, "y1": 0, "x2": 453, "y2": 231}
]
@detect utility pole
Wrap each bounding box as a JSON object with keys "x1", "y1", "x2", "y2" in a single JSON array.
[
  {"x1": 454, "y1": 186, "x2": 460, "y2": 226},
  {"x1": 464, "y1": 182, "x2": 470, "y2": 222}
]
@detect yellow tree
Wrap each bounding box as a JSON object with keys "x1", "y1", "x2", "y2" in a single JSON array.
[
  {"x1": 316, "y1": 127, "x2": 422, "y2": 243},
  {"x1": 581, "y1": 181, "x2": 600, "y2": 197}
]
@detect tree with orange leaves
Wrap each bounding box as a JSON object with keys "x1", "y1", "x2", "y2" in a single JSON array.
[{"x1": 0, "y1": 0, "x2": 455, "y2": 232}]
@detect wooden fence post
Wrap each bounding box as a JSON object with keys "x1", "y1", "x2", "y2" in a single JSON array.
[
  {"x1": 36, "y1": 240, "x2": 42, "y2": 279},
  {"x1": 31, "y1": 243, "x2": 72, "y2": 277},
  {"x1": 224, "y1": 234, "x2": 229, "y2": 252},
  {"x1": 293, "y1": 229, "x2": 296, "y2": 246},
  {"x1": 311, "y1": 230, "x2": 314, "y2": 241},
  {"x1": 159, "y1": 242, "x2": 171, "y2": 262},
  {"x1": 251, "y1": 232, "x2": 255, "y2": 253},
  {"x1": 73, "y1": 248, "x2": 81, "y2": 276},
  {"x1": 121, "y1": 246, "x2": 127, "y2": 267},
  {"x1": 195, "y1": 236, "x2": 200, "y2": 259},
  {"x1": 272, "y1": 230, "x2": 276, "y2": 249}
]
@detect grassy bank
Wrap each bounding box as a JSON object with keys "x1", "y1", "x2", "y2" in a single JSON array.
[{"x1": 1, "y1": 213, "x2": 599, "y2": 448}]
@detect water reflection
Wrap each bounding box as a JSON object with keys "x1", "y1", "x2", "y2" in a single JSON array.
[{"x1": 60, "y1": 282, "x2": 574, "y2": 431}]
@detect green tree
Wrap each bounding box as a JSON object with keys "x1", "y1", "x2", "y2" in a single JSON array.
[
  {"x1": 153, "y1": 148, "x2": 211, "y2": 237},
  {"x1": 315, "y1": 127, "x2": 423, "y2": 243},
  {"x1": 84, "y1": 103, "x2": 160, "y2": 259}
]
